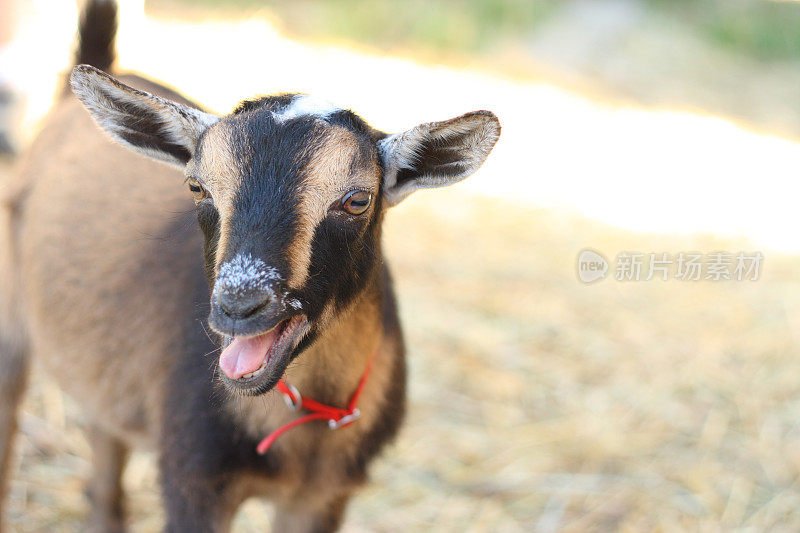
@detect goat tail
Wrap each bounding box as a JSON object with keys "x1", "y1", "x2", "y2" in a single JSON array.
[{"x1": 75, "y1": 0, "x2": 118, "y2": 72}]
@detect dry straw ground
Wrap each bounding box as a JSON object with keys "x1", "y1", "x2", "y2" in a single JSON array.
[
  {"x1": 3, "y1": 162, "x2": 799, "y2": 530},
  {"x1": 4, "y1": 2, "x2": 800, "y2": 529}
]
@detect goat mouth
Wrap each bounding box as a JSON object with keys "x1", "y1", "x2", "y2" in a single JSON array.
[{"x1": 218, "y1": 315, "x2": 309, "y2": 395}]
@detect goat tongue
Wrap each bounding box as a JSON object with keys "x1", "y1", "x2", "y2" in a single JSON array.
[{"x1": 219, "y1": 330, "x2": 279, "y2": 380}]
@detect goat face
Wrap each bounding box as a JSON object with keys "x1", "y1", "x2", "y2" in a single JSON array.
[
  {"x1": 193, "y1": 99, "x2": 385, "y2": 394},
  {"x1": 70, "y1": 65, "x2": 500, "y2": 396}
]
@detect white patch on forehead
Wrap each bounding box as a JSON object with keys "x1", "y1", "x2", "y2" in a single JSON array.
[
  {"x1": 274, "y1": 94, "x2": 340, "y2": 122},
  {"x1": 214, "y1": 253, "x2": 283, "y2": 299}
]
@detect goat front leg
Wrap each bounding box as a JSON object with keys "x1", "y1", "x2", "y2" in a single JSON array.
[
  {"x1": 85, "y1": 426, "x2": 129, "y2": 533},
  {"x1": 272, "y1": 492, "x2": 352, "y2": 533},
  {"x1": 159, "y1": 455, "x2": 240, "y2": 533},
  {"x1": 158, "y1": 390, "x2": 243, "y2": 532}
]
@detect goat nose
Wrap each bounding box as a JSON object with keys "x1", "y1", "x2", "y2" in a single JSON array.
[{"x1": 216, "y1": 287, "x2": 271, "y2": 319}]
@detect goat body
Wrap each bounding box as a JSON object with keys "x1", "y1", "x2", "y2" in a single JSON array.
[{"x1": 0, "y1": 2, "x2": 499, "y2": 531}]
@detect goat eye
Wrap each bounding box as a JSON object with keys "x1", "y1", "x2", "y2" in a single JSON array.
[
  {"x1": 341, "y1": 190, "x2": 371, "y2": 215},
  {"x1": 187, "y1": 178, "x2": 209, "y2": 201}
]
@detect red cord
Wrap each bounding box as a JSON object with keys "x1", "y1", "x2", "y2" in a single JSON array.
[
  {"x1": 255, "y1": 413, "x2": 329, "y2": 455},
  {"x1": 256, "y1": 345, "x2": 378, "y2": 455}
]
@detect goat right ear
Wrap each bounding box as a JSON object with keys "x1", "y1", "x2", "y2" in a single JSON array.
[
  {"x1": 69, "y1": 65, "x2": 218, "y2": 169},
  {"x1": 377, "y1": 110, "x2": 500, "y2": 206}
]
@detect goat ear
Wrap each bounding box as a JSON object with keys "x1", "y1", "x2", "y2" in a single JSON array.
[
  {"x1": 69, "y1": 64, "x2": 218, "y2": 169},
  {"x1": 377, "y1": 110, "x2": 500, "y2": 206}
]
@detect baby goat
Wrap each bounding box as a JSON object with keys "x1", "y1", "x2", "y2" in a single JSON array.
[{"x1": 0, "y1": 1, "x2": 500, "y2": 531}]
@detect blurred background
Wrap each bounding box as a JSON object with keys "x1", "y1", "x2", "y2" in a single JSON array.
[{"x1": 2, "y1": 0, "x2": 800, "y2": 530}]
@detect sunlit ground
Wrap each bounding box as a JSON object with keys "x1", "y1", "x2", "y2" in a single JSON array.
[{"x1": 4, "y1": 1, "x2": 800, "y2": 532}]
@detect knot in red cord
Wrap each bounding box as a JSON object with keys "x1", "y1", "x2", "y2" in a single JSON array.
[{"x1": 255, "y1": 347, "x2": 376, "y2": 455}]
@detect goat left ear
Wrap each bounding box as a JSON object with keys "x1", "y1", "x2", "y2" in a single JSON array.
[
  {"x1": 70, "y1": 64, "x2": 218, "y2": 169},
  {"x1": 377, "y1": 110, "x2": 500, "y2": 206}
]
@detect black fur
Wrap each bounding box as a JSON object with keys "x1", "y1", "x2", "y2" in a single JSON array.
[
  {"x1": 197, "y1": 203, "x2": 221, "y2": 292},
  {"x1": 108, "y1": 92, "x2": 192, "y2": 163},
  {"x1": 395, "y1": 131, "x2": 472, "y2": 185},
  {"x1": 232, "y1": 94, "x2": 296, "y2": 115}
]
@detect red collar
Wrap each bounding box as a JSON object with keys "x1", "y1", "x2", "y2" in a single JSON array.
[{"x1": 256, "y1": 345, "x2": 377, "y2": 455}]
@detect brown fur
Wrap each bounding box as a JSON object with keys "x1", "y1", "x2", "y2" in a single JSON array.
[
  {"x1": 14, "y1": 78, "x2": 192, "y2": 446},
  {"x1": 0, "y1": 8, "x2": 498, "y2": 527},
  {"x1": 287, "y1": 125, "x2": 379, "y2": 289},
  {"x1": 0, "y1": 74, "x2": 405, "y2": 531}
]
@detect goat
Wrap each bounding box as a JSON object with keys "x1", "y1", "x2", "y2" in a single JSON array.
[{"x1": 0, "y1": 1, "x2": 500, "y2": 531}]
